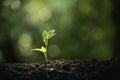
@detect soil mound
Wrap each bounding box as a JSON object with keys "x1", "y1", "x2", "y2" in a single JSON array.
[{"x1": 0, "y1": 59, "x2": 120, "y2": 80}]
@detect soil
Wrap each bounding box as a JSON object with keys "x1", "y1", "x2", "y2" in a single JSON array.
[{"x1": 0, "y1": 59, "x2": 120, "y2": 80}]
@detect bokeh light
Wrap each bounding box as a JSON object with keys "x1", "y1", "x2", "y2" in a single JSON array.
[
  {"x1": 24, "y1": 0, "x2": 52, "y2": 25},
  {"x1": 0, "y1": 0, "x2": 117, "y2": 62},
  {"x1": 18, "y1": 33, "x2": 32, "y2": 56}
]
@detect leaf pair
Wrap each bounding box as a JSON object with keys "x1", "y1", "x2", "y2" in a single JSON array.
[{"x1": 42, "y1": 30, "x2": 56, "y2": 46}]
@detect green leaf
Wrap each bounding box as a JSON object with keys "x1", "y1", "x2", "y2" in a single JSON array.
[
  {"x1": 42, "y1": 31, "x2": 47, "y2": 39},
  {"x1": 32, "y1": 46, "x2": 46, "y2": 53},
  {"x1": 48, "y1": 33, "x2": 56, "y2": 39},
  {"x1": 42, "y1": 30, "x2": 56, "y2": 45},
  {"x1": 48, "y1": 30, "x2": 55, "y2": 34},
  {"x1": 47, "y1": 30, "x2": 56, "y2": 39}
]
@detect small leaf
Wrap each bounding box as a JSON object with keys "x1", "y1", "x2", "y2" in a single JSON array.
[
  {"x1": 47, "y1": 30, "x2": 56, "y2": 39},
  {"x1": 48, "y1": 33, "x2": 56, "y2": 39},
  {"x1": 42, "y1": 31, "x2": 47, "y2": 39},
  {"x1": 32, "y1": 48, "x2": 42, "y2": 52},
  {"x1": 40, "y1": 46, "x2": 47, "y2": 53},
  {"x1": 32, "y1": 46, "x2": 46, "y2": 53},
  {"x1": 48, "y1": 30, "x2": 55, "y2": 34}
]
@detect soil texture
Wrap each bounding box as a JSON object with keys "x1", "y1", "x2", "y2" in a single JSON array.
[{"x1": 0, "y1": 59, "x2": 120, "y2": 80}]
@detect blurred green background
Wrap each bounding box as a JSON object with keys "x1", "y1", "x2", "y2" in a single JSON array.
[{"x1": 0, "y1": 0, "x2": 120, "y2": 63}]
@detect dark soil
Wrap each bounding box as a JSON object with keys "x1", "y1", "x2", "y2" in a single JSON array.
[{"x1": 0, "y1": 59, "x2": 120, "y2": 80}]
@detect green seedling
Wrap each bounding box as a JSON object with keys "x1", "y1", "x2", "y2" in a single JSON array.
[{"x1": 32, "y1": 30, "x2": 56, "y2": 61}]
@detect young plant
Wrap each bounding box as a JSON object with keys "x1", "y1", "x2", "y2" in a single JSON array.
[{"x1": 32, "y1": 30, "x2": 56, "y2": 61}]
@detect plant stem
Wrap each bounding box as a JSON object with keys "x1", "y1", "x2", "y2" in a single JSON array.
[
  {"x1": 45, "y1": 38, "x2": 48, "y2": 61},
  {"x1": 44, "y1": 52, "x2": 48, "y2": 61}
]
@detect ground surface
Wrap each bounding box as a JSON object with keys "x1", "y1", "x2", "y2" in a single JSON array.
[{"x1": 0, "y1": 59, "x2": 120, "y2": 80}]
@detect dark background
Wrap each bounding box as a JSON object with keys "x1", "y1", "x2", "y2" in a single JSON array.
[{"x1": 0, "y1": 0, "x2": 120, "y2": 63}]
